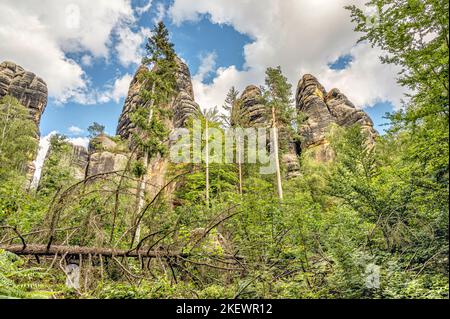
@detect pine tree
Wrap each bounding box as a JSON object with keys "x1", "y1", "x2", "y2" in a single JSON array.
[
  {"x1": 263, "y1": 66, "x2": 294, "y2": 200},
  {"x1": 222, "y1": 87, "x2": 249, "y2": 195},
  {"x1": 130, "y1": 21, "x2": 178, "y2": 245},
  {"x1": 197, "y1": 106, "x2": 221, "y2": 207}
]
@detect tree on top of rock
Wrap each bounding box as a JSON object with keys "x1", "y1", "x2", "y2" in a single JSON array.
[{"x1": 130, "y1": 21, "x2": 178, "y2": 246}]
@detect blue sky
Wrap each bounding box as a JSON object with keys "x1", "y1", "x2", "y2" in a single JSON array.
[
  {"x1": 40, "y1": 9, "x2": 254, "y2": 138},
  {"x1": 1, "y1": 0, "x2": 402, "y2": 144}
]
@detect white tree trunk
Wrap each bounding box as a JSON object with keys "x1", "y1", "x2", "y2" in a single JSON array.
[
  {"x1": 272, "y1": 106, "x2": 283, "y2": 200},
  {"x1": 237, "y1": 134, "x2": 243, "y2": 195},
  {"x1": 133, "y1": 83, "x2": 155, "y2": 245},
  {"x1": 205, "y1": 120, "x2": 210, "y2": 207}
]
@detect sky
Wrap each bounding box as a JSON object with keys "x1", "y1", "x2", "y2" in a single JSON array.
[{"x1": 1, "y1": 0, "x2": 405, "y2": 155}]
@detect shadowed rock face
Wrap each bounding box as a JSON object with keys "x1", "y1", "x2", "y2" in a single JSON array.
[
  {"x1": 87, "y1": 135, "x2": 128, "y2": 177},
  {"x1": 115, "y1": 57, "x2": 200, "y2": 201},
  {"x1": 116, "y1": 65, "x2": 148, "y2": 140},
  {"x1": 238, "y1": 85, "x2": 267, "y2": 126},
  {"x1": 296, "y1": 74, "x2": 377, "y2": 161},
  {"x1": 237, "y1": 85, "x2": 300, "y2": 179},
  {"x1": 0, "y1": 61, "x2": 48, "y2": 185},
  {"x1": 117, "y1": 57, "x2": 200, "y2": 139},
  {"x1": 0, "y1": 61, "x2": 48, "y2": 128}
]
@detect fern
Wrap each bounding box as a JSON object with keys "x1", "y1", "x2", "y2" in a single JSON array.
[{"x1": 0, "y1": 249, "x2": 56, "y2": 299}]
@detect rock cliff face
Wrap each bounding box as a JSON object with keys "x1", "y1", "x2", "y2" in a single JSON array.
[
  {"x1": 238, "y1": 85, "x2": 267, "y2": 126},
  {"x1": 39, "y1": 142, "x2": 89, "y2": 185},
  {"x1": 117, "y1": 57, "x2": 200, "y2": 139},
  {"x1": 38, "y1": 135, "x2": 128, "y2": 188},
  {"x1": 115, "y1": 57, "x2": 201, "y2": 199},
  {"x1": 0, "y1": 61, "x2": 48, "y2": 129},
  {"x1": 296, "y1": 74, "x2": 377, "y2": 161},
  {"x1": 87, "y1": 135, "x2": 128, "y2": 177},
  {"x1": 0, "y1": 61, "x2": 48, "y2": 185},
  {"x1": 237, "y1": 85, "x2": 300, "y2": 179}
]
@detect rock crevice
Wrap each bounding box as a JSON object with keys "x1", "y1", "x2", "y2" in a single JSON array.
[
  {"x1": 296, "y1": 74, "x2": 377, "y2": 161},
  {"x1": 0, "y1": 61, "x2": 48, "y2": 129}
]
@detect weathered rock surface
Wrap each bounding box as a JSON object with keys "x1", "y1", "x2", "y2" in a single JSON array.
[
  {"x1": 38, "y1": 135, "x2": 128, "y2": 188},
  {"x1": 325, "y1": 88, "x2": 377, "y2": 143},
  {"x1": 238, "y1": 85, "x2": 267, "y2": 126},
  {"x1": 116, "y1": 65, "x2": 148, "y2": 140},
  {"x1": 39, "y1": 142, "x2": 89, "y2": 185},
  {"x1": 0, "y1": 61, "x2": 48, "y2": 186},
  {"x1": 296, "y1": 74, "x2": 377, "y2": 161},
  {"x1": 87, "y1": 135, "x2": 128, "y2": 177},
  {"x1": 115, "y1": 57, "x2": 201, "y2": 200},
  {"x1": 237, "y1": 85, "x2": 300, "y2": 178},
  {"x1": 0, "y1": 61, "x2": 48, "y2": 128},
  {"x1": 117, "y1": 57, "x2": 200, "y2": 139}
]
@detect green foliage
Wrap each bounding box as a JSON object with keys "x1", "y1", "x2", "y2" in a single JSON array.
[
  {"x1": 262, "y1": 66, "x2": 296, "y2": 151},
  {"x1": 0, "y1": 0, "x2": 447, "y2": 300},
  {"x1": 0, "y1": 250, "x2": 56, "y2": 299},
  {"x1": 0, "y1": 95, "x2": 38, "y2": 179},
  {"x1": 87, "y1": 122, "x2": 105, "y2": 138},
  {"x1": 37, "y1": 134, "x2": 76, "y2": 196}
]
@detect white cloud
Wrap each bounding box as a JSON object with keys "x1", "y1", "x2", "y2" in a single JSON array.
[
  {"x1": 68, "y1": 125, "x2": 84, "y2": 135},
  {"x1": 81, "y1": 54, "x2": 93, "y2": 67},
  {"x1": 193, "y1": 52, "x2": 218, "y2": 83},
  {"x1": 169, "y1": 0, "x2": 407, "y2": 111},
  {"x1": 153, "y1": 2, "x2": 167, "y2": 24},
  {"x1": 136, "y1": 0, "x2": 153, "y2": 16},
  {"x1": 115, "y1": 26, "x2": 151, "y2": 67},
  {"x1": 0, "y1": 0, "x2": 136, "y2": 103},
  {"x1": 99, "y1": 73, "x2": 133, "y2": 104},
  {"x1": 68, "y1": 137, "x2": 90, "y2": 149}
]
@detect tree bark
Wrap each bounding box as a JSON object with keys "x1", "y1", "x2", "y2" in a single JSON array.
[
  {"x1": 133, "y1": 82, "x2": 156, "y2": 245},
  {"x1": 237, "y1": 134, "x2": 243, "y2": 195},
  {"x1": 1, "y1": 244, "x2": 184, "y2": 258},
  {"x1": 0, "y1": 244, "x2": 242, "y2": 260},
  {"x1": 272, "y1": 106, "x2": 283, "y2": 200},
  {"x1": 205, "y1": 120, "x2": 210, "y2": 207}
]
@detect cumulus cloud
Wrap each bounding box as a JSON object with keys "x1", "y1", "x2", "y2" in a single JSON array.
[
  {"x1": 115, "y1": 26, "x2": 152, "y2": 67},
  {"x1": 153, "y1": 2, "x2": 167, "y2": 24},
  {"x1": 0, "y1": 0, "x2": 141, "y2": 103},
  {"x1": 68, "y1": 125, "x2": 84, "y2": 135},
  {"x1": 169, "y1": 0, "x2": 407, "y2": 111},
  {"x1": 193, "y1": 52, "x2": 218, "y2": 83},
  {"x1": 98, "y1": 73, "x2": 133, "y2": 104}
]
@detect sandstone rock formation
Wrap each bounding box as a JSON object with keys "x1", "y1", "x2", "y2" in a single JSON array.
[
  {"x1": 296, "y1": 74, "x2": 377, "y2": 161},
  {"x1": 86, "y1": 135, "x2": 128, "y2": 177},
  {"x1": 0, "y1": 61, "x2": 48, "y2": 185},
  {"x1": 237, "y1": 85, "x2": 300, "y2": 179},
  {"x1": 38, "y1": 135, "x2": 128, "y2": 189},
  {"x1": 115, "y1": 57, "x2": 201, "y2": 200},
  {"x1": 116, "y1": 65, "x2": 148, "y2": 140},
  {"x1": 0, "y1": 61, "x2": 48, "y2": 129},
  {"x1": 117, "y1": 57, "x2": 200, "y2": 139},
  {"x1": 238, "y1": 85, "x2": 267, "y2": 126},
  {"x1": 39, "y1": 142, "x2": 89, "y2": 185}
]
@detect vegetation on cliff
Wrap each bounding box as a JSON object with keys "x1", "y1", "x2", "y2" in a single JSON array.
[{"x1": 0, "y1": 0, "x2": 448, "y2": 299}]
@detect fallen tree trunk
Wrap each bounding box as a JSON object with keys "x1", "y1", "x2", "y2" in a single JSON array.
[
  {"x1": 0, "y1": 244, "x2": 243, "y2": 261},
  {"x1": 0, "y1": 244, "x2": 187, "y2": 258}
]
